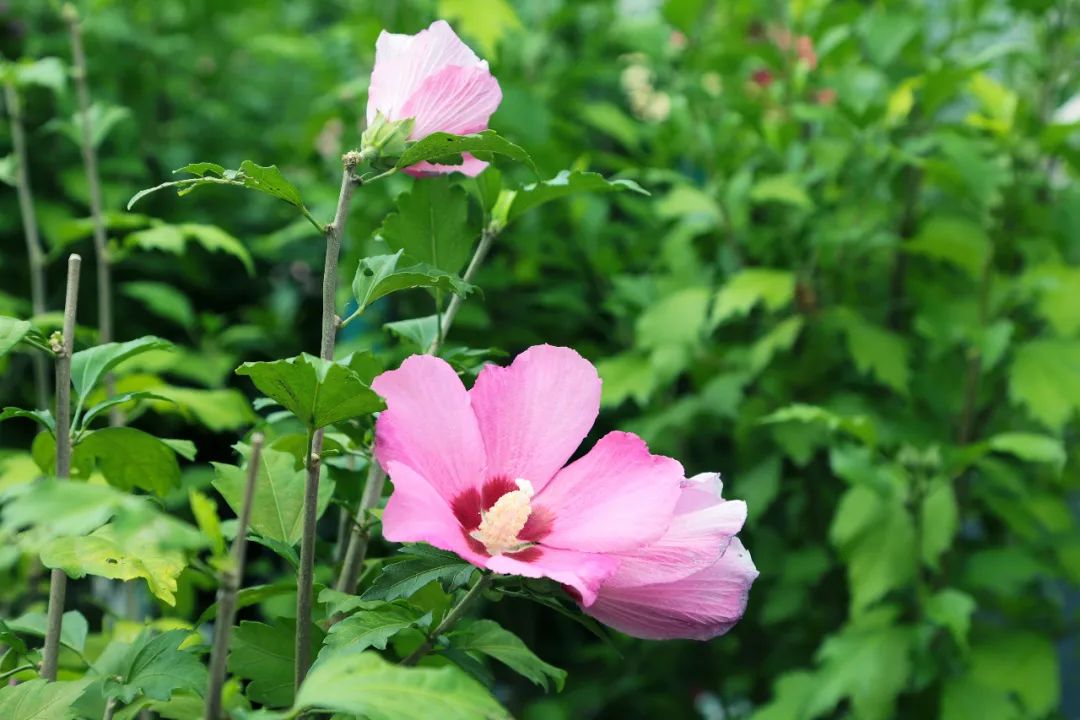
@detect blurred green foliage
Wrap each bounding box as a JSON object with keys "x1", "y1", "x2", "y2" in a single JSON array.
[{"x1": 1, "y1": 0, "x2": 1078, "y2": 718}]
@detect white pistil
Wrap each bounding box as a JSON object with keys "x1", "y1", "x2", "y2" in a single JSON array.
[{"x1": 470, "y1": 479, "x2": 536, "y2": 556}]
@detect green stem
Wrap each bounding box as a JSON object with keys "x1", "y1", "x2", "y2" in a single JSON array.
[
  {"x1": 0, "y1": 664, "x2": 35, "y2": 682},
  {"x1": 63, "y1": 4, "x2": 116, "y2": 424},
  {"x1": 428, "y1": 227, "x2": 497, "y2": 354},
  {"x1": 2, "y1": 81, "x2": 49, "y2": 410},
  {"x1": 402, "y1": 573, "x2": 493, "y2": 666},
  {"x1": 42, "y1": 254, "x2": 81, "y2": 682},
  {"x1": 204, "y1": 433, "x2": 264, "y2": 720},
  {"x1": 295, "y1": 154, "x2": 360, "y2": 691}
]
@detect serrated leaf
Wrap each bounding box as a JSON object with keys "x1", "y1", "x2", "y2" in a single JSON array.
[
  {"x1": 104, "y1": 630, "x2": 207, "y2": 704},
  {"x1": 926, "y1": 588, "x2": 976, "y2": 649},
  {"x1": 832, "y1": 308, "x2": 910, "y2": 394},
  {"x1": 449, "y1": 619, "x2": 566, "y2": 692},
  {"x1": 212, "y1": 446, "x2": 332, "y2": 546},
  {"x1": 384, "y1": 315, "x2": 439, "y2": 351},
  {"x1": 396, "y1": 130, "x2": 535, "y2": 174},
  {"x1": 362, "y1": 545, "x2": 476, "y2": 602},
  {"x1": 1008, "y1": 340, "x2": 1080, "y2": 431},
  {"x1": 148, "y1": 386, "x2": 256, "y2": 432},
  {"x1": 378, "y1": 178, "x2": 473, "y2": 274},
  {"x1": 906, "y1": 216, "x2": 991, "y2": 280},
  {"x1": 759, "y1": 403, "x2": 876, "y2": 447},
  {"x1": 0, "y1": 478, "x2": 139, "y2": 539},
  {"x1": 235, "y1": 353, "x2": 384, "y2": 429},
  {"x1": 0, "y1": 679, "x2": 92, "y2": 720},
  {"x1": 189, "y1": 490, "x2": 224, "y2": 558},
  {"x1": 749, "y1": 173, "x2": 812, "y2": 209},
  {"x1": 124, "y1": 223, "x2": 254, "y2": 275},
  {"x1": 293, "y1": 651, "x2": 506, "y2": 720},
  {"x1": 41, "y1": 524, "x2": 185, "y2": 605},
  {"x1": 323, "y1": 602, "x2": 427, "y2": 654},
  {"x1": 49, "y1": 102, "x2": 131, "y2": 149},
  {"x1": 503, "y1": 170, "x2": 648, "y2": 225},
  {"x1": 76, "y1": 427, "x2": 182, "y2": 496},
  {"x1": 350, "y1": 250, "x2": 474, "y2": 319},
  {"x1": 710, "y1": 269, "x2": 796, "y2": 327},
  {"x1": 968, "y1": 631, "x2": 1059, "y2": 716},
  {"x1": 229, "y1": 619, "x2": 323, "y2": 708},
  {"x1": 70, "y1": 336, "x2": 173, "y2": 406}
]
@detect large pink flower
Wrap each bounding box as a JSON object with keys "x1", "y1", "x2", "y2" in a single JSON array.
[
  {"x1": 372, "y1": 345, "x2": 685, "y2": 606},
  {"x1": 583, "y1": 473, "x2": 758, "y2": 640},
  {"x1": 366, "y1": 20, "x2": 502, "y2": 177}
]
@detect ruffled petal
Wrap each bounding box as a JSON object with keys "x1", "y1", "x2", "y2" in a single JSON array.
[
  {"x1": 585, "y1": 538, "x2": 759, "y2": 640},
  {"x1": 469, "y1": 345, "x2": 601, "y2": 490},
  {"x1": 403, "y1": 153, "x2": 490, "y2": 178},
  {"x1": 486, "y1": 546, "x2": 617, "y2": 607},
  {"x1": 535, "y1": 432, "x2": 683, "y2": 553},
  {"x1": 367, "y1": 20, "x2": 484, "y2": 124},
  {"x1": 372, "y1": 355, "x2": 486, "y2": 502},
  {"x1": 381, "y1": 461, "x2": 489, "y2": 568},
  {"x1": 401, "y1": 64, "x2": 502, "y2": 139}
]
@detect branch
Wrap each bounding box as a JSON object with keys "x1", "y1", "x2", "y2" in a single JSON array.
[
  {"x1": 402, "y1": 573, "x2": 492, "y2": 666},
  {"x1": 42, "y1": 253, "x2": 81, "y2": 682}
]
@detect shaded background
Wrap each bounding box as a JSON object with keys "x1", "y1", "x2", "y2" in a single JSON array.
[{"x1": 2, "y1": 0, "x2": 1078, "y2": 718}]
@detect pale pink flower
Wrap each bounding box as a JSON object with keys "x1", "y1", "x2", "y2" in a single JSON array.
[
  {"x1": 366, "y1": 20, "x2": 502, "y2": 176},
  {"x1": 372, "y1": 345, "x2": 685, "y2": 605},
  {"x1": 583, "y1": 473, "x2": 758, "y2": 640}
]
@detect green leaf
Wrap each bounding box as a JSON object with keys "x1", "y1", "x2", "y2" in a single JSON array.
[
  {"x1": 229, "y1": 619, "x2": 323, "y2": 708},
  {"x1": 49, "y1": 102, "x2": 131, "y2": 149},
  {"x1": 0, "y1": 407, "x2": 56, "y2": 434},
  {"x1": 1008, "y1": 339, "x2": 1080, "y2": 431},
  {"x1": 710, "y1": 269, "x2": 796, "y2": 327},
  {"x1": 503, "y1": 170, "x2": 648, "y2": 225},
  {"x1": 830, "y1": 486, "x2": 916, "y2": 612},
  {"x1": 8, "y1": 610, "x2": 89, "y2": 653},
  {"x1": 149, "y1": 386, "x2": 257, "y2": 432},
  {"x1": 0, "y1": 316, "x2": 32, "y2": 358},
  {"x1": 0, "y1": 478, "x2": 139, "y2": 539},
  {"x1": 926, "y1": 588, "x2": 976, "y2": 649},
  {"x1": 121, "y1": 282, "x2": 196, "y2": 330},
  {"x1": 77, "y1": 427, "x2": 182, "y2": 496},
  {"x1": 189, "y1": 490, "x2": 224, "y2": 558},
  {"x1": 967, "y1": 631, "x2": 1059, "y2": 716},
  {"x1": 378, "y1": 178, "x2": 473, "y2": 274},
  {"x1": 104, "y1": 630, "x2": 207, "y2": 704},
  {"x1": 437, "y1": 0, "x2": 521, "y2": 56},
  {"x1": 396, "y1": 130, "x2": 535, "y2": 174},
  {"x1": 749, "y1": 174, "x2": 812, "y2": 209},
  {"x1": 323, "y1": 602, "x2": 427, "y2": 654},
  {"x1": 596, "y1": 352, "x2": 656, "y2": 407},
  {"x1": 1022, "y1": 263, "x2": 1080, "y2": 337},
  {"x1": 235, "y1": 353, "x2": 384, "y2": 429},
  {"x1": 70, "y1": 336, "x2": 173, "y2": 405},
  {"x1": 78, "y1": 391, "x2": 173, "y2": 430},
  {"x1": 905, "y1": 216, "x2": 991, "y2": 281},
  {"x1": 832, "y1": 308, "x2": 911, "y2": 394},
  {"x1": 40, "y1": 524, "x2": 185, "y2": 605},
  {"x1": 985, "y1": 432, "x2": 1066, "y2": 470},
  {"x1": 384, "y1": 316, "x2": 439, "y2": 351},
  {"x1": 941, "y1": 674, "x2": 1023, "y2": 720},
  {"x1": 11, "y1": 57, "x2": 66, "y2": 94},
  {"x1": 759, "y1": 403, "x2": 876, "y2": 447},
  {"x1": 212, "y1": 446, "x2": 332, "y2": 546},
  {"x1": 0, "y1": 679, "x2": 92, "y2": 720},
  {"x1": 362, "y1": 545, "x2": 476, "y2": 602},
  {"x1": 128, "y1": 162, "x2": 317, "y2": 232},
  {"x1": 124, "y1": 223, "x2": 255, "y2": 275},
  {"x1": 448, "y1": 619, "x2": 566, "y2": 692},
  {"x1": 350, "y1": 250, "x2": 474, "y2": 319},
  {"x1": 196, "y1": 580, "x2": 296, "y2": 625},
  {"x1": 293, "y1": 651, "x2": 506, "y2": 720},
  {"x1": 921, "y1": 476, "x2": 957, "y2": 569}
]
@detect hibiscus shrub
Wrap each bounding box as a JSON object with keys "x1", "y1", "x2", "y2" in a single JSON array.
[{"x1": 1, "y1": 1, "x2": 1078, "y2": 719}]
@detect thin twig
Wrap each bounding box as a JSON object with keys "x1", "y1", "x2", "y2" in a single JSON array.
[
  {"x1": 295, "y1": 154, "x2": 360, "y2": 691},
  {"x1": 402, "y1": 573, "x2": 492, "y2": 666},
  {"x1": 42, "y1": 254, "x2": 81, "y2": 682},
  {"x1": 102, "y1": 698, "x2": 116, "y2": 720},
  {"x1": 334, "y1": 225, "x2": 501, "y2": 598},
  {"x1": 0, "y1": 664, "x2": 35, "y2": 682},
  {"x1": 2, "y1": 82, "x2": 49, "y2": 409},
  {"x1": 63, "y1": 4, "x2": 116, "y2": 422},
  {"x1": 205, "y1": 433, "x2": 264, "y2": 720}
]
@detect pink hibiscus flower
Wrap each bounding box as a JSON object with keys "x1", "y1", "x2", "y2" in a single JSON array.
[
  {"x1": 584, "y1": 473, "x2": 758, "y2": 640},
  {"x1": 371, "y1": 345, "x2": 686, "y2": 605},
  {"x1": 366, "y1": 20, "x2": 502, "y2": 177}
]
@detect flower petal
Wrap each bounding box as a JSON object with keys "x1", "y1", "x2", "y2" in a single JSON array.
[
  {"x1": 469, "y1": 345, "x2": 601, "y2": 490},
  {"x1": 367, "y1": 20, "x2": 485, "y2": 124},
  {"x1": 404, "y1": 153, "x2": 490, "y2": 178},
  {"x1": 381, "y1": 461, "x2": 489, "y2": 568},
  {"x1": 486, "y1": 546, "x2": 617, "y2": 607},
  {"x1": 585, "y1": 538, "x2": 759, "y2": 640},
  {"x1": 373, "y1": 355, "x2": 486, "y2": 502},
  {"x1": 536, "y1": 432, "x2": 683, "y2": 553},
  {"x1": 401, "y1": 64, "x2": 502, "y2": 138}
]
